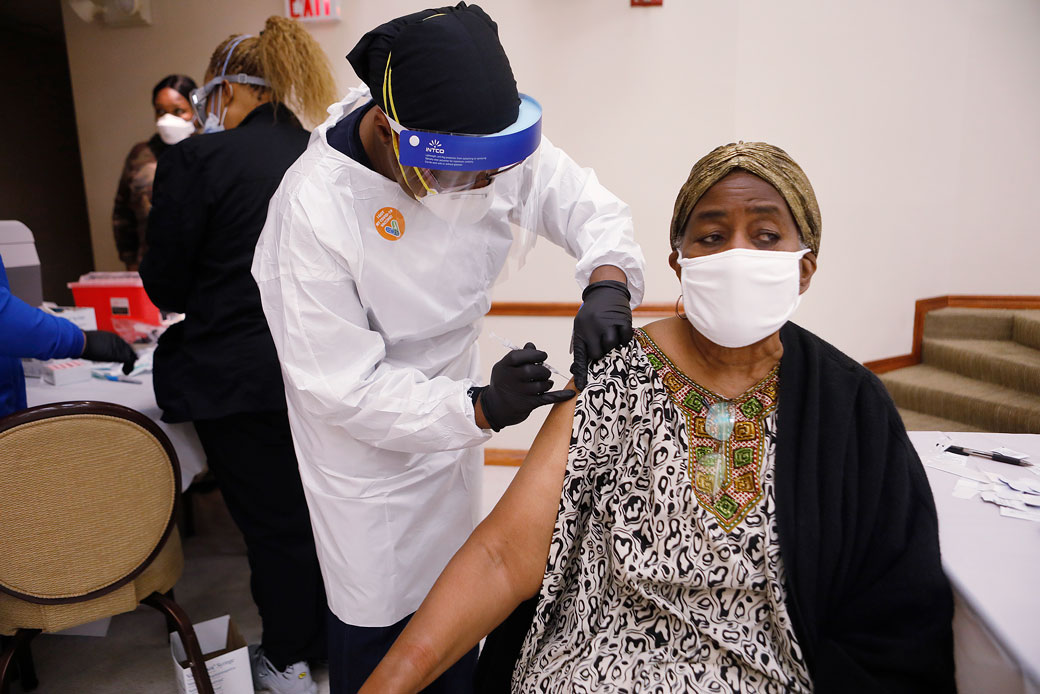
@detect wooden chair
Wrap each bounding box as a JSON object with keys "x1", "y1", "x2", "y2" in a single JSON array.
[{"x1": 0, "y1": 401, "x2": 214, "y2": 694}]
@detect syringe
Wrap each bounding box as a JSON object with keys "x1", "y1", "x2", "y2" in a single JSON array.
[{"x1": 488, "y1": 331, "x2": 569, "y2": 380}]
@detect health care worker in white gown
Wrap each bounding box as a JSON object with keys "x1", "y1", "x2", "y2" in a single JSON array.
[{"x1": 251, "y1": 5, "x2": 646, "y2": 691}]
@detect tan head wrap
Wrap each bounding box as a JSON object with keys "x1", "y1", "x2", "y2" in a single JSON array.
[{"x1": 670, "y1": 142, "x2": 821, "y2": 255}]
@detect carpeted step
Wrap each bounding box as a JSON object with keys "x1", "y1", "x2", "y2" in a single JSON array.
[
  {"x1": 880, "y1": 364, "x2": 1040, "y2": 433},
  {"x1": 896, "y1": 408, "x2": 983, "y2": 432},
  {"x1": 1013, "y1": 310, "x2": 1040, "y2": 351},
  {"x1": 923, "y1": 307, "x2": 1017, "y2": 341},
  {"x1": 922, "y1": 338, "x2": 1040, "y2": 396}
]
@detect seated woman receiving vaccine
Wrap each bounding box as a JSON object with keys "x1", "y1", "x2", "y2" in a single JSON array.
[{"x1": 359, "y1": 143, "x2": 956, "y2": 694}]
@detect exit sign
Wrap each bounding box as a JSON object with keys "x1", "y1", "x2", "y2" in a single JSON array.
[
  {"x1": 286, "y1": 0, "x2": 341, "y2": 22},
  {"x1": 631, "y1": 0, "x2": 663, "y2": 5}
]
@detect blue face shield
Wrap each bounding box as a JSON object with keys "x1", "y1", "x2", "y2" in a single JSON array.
[
  {"x1": 188, "y1": 34, "x2": 269, "y2": 134},
  {"x1": 384, "y1": 94, "x2": 543, "y2": 200}
]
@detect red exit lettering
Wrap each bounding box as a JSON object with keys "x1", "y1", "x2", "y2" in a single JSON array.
[{"x1": 287, "y1": 0, "x2": 339, "y2": 21}]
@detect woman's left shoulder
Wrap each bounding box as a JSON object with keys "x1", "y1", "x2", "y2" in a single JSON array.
[
  {"x1": 782, "y1": 323, "x2": 904, "y2": 429},
  {"x1": 782, "y1": 322, "x2": 875, "y2": 380},
  {"x1": 581, "y1": 331, "x2": 651, "y2": 393}
]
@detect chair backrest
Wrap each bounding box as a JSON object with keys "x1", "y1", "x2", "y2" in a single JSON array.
[
  {"x1": 0, "y1": 401, "x2": 180, "y2": 605},
  {"x1": 0, "y1": 221, "x2": 43, "y2": 308}
]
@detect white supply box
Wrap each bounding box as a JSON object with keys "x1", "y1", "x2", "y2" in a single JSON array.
[
  {"x1": 40, "y1": 303, "x2": 97, "y2": 331},
  {"x1": 34, "y1": 359, "x2": 93, "y2": 386},
  {"x1": 169, "y1": 615, "x2": 252, "y2": 694}
]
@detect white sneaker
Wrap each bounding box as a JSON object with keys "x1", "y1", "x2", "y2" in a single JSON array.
[{"x1": 250, "y1": 645, "x2": 318, "y2": 694}]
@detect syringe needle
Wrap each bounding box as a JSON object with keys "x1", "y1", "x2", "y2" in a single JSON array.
[{"x1": 488, "y1": 331, "x2": 569, "y2": 380}]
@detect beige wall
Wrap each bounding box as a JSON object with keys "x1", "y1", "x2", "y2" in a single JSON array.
[{"x1": 63, "y1": 0, "x2": 1040, "y2": 429}]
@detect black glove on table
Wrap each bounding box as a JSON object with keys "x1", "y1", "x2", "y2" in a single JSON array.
[
  {"x1": 479, "y1": 343, "x2": 575, "y2": 432},
  {"x1": 570, "y1": 280, "x2": 633, "y2": 390},
  {"x1": 81, "y1": 330, "x2": 138, "y2": 375}
]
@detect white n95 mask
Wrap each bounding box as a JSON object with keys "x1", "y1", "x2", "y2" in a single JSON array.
[
  {"x1": 420, "y1": 182, "x2": 496, "y2": 226},
  {"x1": 678, "y1": 247, "x2": 810, "y2": 348},
  {"x1": 156, "y1": 113, "x2": 195, "y2": 145}
]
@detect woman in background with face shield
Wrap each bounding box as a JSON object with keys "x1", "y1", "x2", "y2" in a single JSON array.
[
  {"x1": 139, "y1": 16, "x2": 337, "y2": 694},
  {"x1": 111, "y1": 74, "x2": 196, "y2": 270}
]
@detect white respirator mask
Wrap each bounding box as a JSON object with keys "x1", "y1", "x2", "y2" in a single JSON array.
[
  {"x1": 155, "y1": 113, "x2": 195, "y2": 145},
  {"x1": 420, "y1": 182, "x2": 497, "y2": 226},
  {"x1": 678, "y1": 247, "x2": 810, "y2": 348}
]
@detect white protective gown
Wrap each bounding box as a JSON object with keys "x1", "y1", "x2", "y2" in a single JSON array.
[{"x1": 252, "y1": 86, "x2": 646, "y2": 627}]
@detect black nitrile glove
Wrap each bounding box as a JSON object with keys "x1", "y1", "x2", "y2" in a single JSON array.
[
  {"x1": 570, "y1": 280, "x2": 633, "y2": 390},
  {"x1": 81, "y1": 330, "x2": 138, "y2": 375},
  {"x1": 480, "y1": 343, "x2": 576, "y2": 431}
]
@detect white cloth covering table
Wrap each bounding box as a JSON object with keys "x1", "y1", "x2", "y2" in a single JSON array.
[
  {"x1": 24, "y1": 372, "x2": 205, "y2": 492},
  {"x1": 909, "y1": 431, "x2": 1040, "y2": 694}
]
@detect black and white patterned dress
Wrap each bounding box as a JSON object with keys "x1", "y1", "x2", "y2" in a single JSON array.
[{"x1": 511, "y1": 330, "x2": 812, "y2": 693}]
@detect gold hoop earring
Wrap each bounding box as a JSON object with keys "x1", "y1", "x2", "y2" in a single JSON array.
[{"x1": 675, "y1": 294, "x2": 684, "y2": 319}]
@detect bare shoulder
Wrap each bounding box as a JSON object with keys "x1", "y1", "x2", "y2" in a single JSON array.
[{"x1": 639, "y1": 317, "x2": 687, "y2": 350}]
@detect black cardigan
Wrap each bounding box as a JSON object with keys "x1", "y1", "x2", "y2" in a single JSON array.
[
  {"x1": 772, "y1": 322, "x2": 955, "y2": 692},
  {"x1": 141, "y1": 103, "x2": 309, "y2": 422},
  {"x1": 476, "y1": 322, "x2": 955, "y2": 693}
]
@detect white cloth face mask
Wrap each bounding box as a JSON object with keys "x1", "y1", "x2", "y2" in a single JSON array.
[
  {"x1": 155, "y1": 113, "x2": 195, "y2": 145},
  {"x1": 420, "y1": 181, "x2": 496, "y2": 226},
  {"x1": 678, "y1": 247, "x2": 810, "y2": 348}
]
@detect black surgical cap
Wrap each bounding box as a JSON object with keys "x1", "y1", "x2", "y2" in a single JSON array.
[{"x1": 346, "y1": 2, "x2": 520, "y2": 135}]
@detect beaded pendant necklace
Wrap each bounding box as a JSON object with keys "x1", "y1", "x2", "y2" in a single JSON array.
[{"x1": 635, "y1": 329, "x2": 780, "y2": 531}]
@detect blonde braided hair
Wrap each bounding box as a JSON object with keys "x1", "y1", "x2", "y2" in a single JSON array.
[{"x1": 206, "y1": 16, "x2": 337, "y2": 128}]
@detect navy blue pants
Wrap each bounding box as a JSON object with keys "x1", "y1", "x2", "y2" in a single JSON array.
[{"x1": 327, "y1": 609, "x2": 478, "y2": 694}]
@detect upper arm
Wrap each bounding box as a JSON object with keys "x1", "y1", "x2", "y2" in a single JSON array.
[
  {"x1": 477, "y1": 385, "x2": 578, "y2": 597},
  {"x1": 527, "y1": 138, "x2": 645, "y2": 302},
  {"x1": 0, "y1": 284, "x2": 84, "y2": 359},
  {"x1": 140, "y1": 145, "x2": 207, "y2": 312}
]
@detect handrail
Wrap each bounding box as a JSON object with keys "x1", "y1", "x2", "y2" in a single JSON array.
[{"x1": 484, "y1": 448, "x2": 526, "y2": 466}]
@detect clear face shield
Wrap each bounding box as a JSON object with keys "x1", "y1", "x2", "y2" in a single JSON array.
[
  {"x1": 189, "y1": 73, "x2": 270, "y2": 133},
  {"x1": 383, "y1": 94, "x2": 543, "y2": 235}
]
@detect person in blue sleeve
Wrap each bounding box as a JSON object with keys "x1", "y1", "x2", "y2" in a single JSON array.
[{"x1": 0, "y1": 257, "x2": 138, "y2": 418}]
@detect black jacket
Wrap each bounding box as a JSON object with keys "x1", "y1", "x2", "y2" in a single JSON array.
[
  {"x1": 477, "y1": 323, "x2": 955, "y2": 693},
  {"x1": 141, "y1": 103, "x2": 308, "y2": 422},
  {"x1": 773, "y1": 322, "x2": 955, "y2": 692}
]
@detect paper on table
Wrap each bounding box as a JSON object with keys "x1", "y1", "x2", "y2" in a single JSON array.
[
  {"x1": 952, "y1": 479, "x2": 981, "y2": 499},
  {"x1": 998, "y1": 475, "x2": 1040, "y2": 496},
  {"x1": 980, "y1": 490, "x2": 1027, "y2": 511},
  {"x1": 999, "y1": 506, "x2": 1040, "y2": 522},
  {"x1": 925, "y1": 453, "x2": 991, "y2": 483},
  {"x1": 980, "y1": 471, "x2": 1040, "y2": 501}
]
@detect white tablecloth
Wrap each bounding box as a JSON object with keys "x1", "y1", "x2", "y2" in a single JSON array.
[
  {"x1": 24, "y1": 373, "x2": 206, "y2": 492},
  {"x1": 910, "y1": 431, "x2": 1040, "y2": 694}
]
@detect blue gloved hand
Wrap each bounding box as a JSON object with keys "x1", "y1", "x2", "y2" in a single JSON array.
[
  {"x1": 570, "y1": 280, "x2": 633, "y2": 390},
  {"x1": 479, "y1": 343, "x2": 576, "y2": 431}
]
